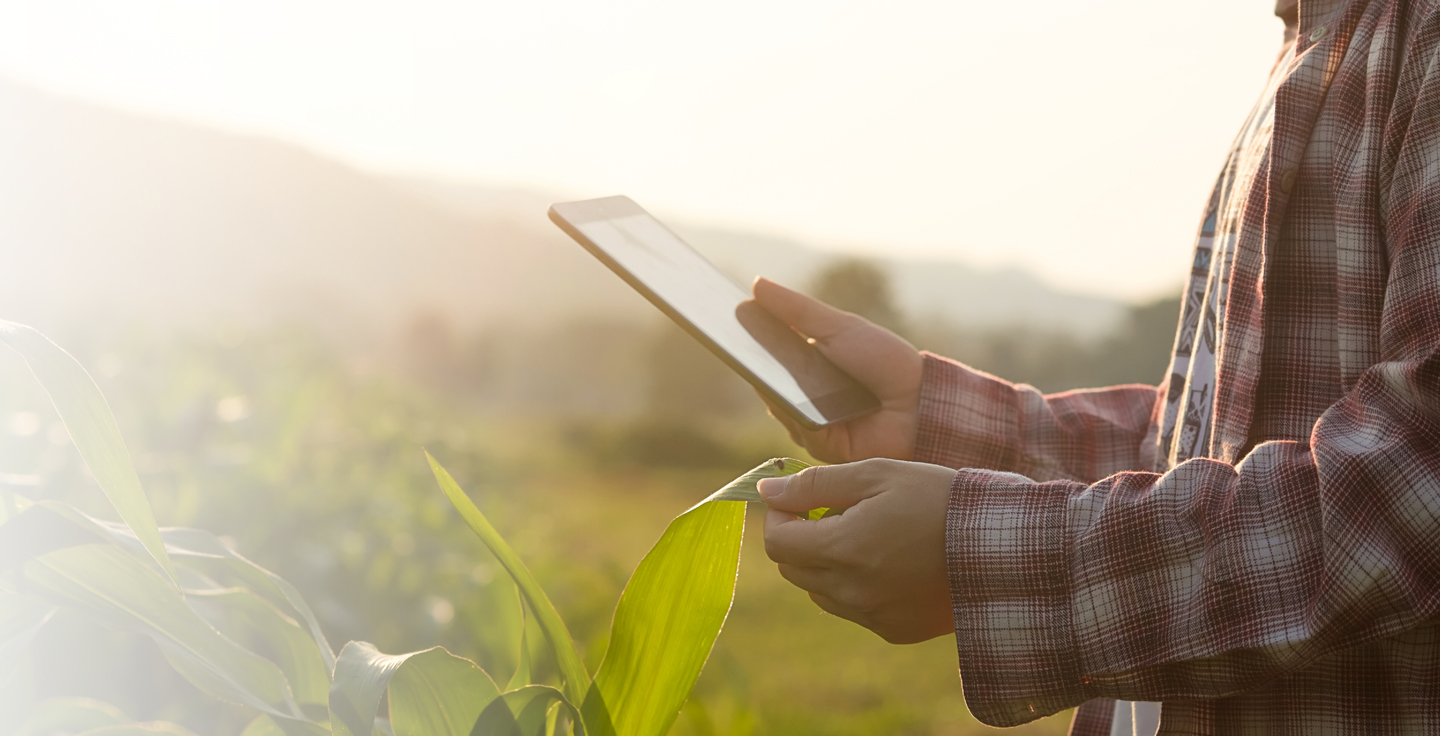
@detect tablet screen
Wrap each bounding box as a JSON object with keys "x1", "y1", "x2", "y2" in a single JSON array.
[{"x1": 550, "y1": 196, "x2": 878, "y2": 427}]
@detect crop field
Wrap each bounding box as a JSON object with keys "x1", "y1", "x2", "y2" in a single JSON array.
[{"x1": 0, "y1": 323, "x2": 1072, "y2": 735}]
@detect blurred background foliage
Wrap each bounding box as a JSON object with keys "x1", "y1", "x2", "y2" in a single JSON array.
[{"x1": 0, "y1": 257, "x2": 1178, "y2": 736}]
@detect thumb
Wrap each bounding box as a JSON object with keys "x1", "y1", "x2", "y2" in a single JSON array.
[
  {"x1": 752, "y1": 277, "x2": 860, "y2": 341},
  {"x1": 758, "y1": 462, "x2": 887, "y2": 514}
]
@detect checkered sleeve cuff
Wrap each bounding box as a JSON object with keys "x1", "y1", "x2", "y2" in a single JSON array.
[
  {"x1": 946, "y1": 468, "x2": 1091, "y2": 727},
  {"x1": 914, "y1": 352, "x2": 1023, "y2": 472}
]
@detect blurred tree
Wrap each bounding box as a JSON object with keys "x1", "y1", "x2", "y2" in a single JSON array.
[
  {"x1": 808, "y1": 258, "x2": 908, "y2": 337},
  {"x1": 1084, "y1": 295, "x2": 1182, "y2": 387}
]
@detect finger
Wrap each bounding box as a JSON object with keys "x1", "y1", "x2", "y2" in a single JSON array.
[
  {"x1": 763, "y1": 508, "x2": 838, "y2": 568},
  {"x1": 752, "y1": 277, "x2": 862, "y2": 341},
  {"x1": 759, "y1": 460, "x2": 893, "y2": 514}
]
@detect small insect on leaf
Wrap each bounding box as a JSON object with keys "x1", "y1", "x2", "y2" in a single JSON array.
[
  {"x1": 696, "y1": 458, "x2": 832, "y2": 519},
  {"x1": 693, "y1": 458, "x2": 809, "y2": 507}
]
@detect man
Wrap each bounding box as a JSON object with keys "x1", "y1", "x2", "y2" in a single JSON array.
[{"x1": 750, "y1": 0, "x2": 1440, "y2": 733}]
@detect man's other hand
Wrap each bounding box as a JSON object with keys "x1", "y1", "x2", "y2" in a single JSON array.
[
  {"x1": 758, "y1": 459, "x2": 954, "y2": 644},
  {"x1": 751, "y1": 277, "x2": 922, "y2": 463}
]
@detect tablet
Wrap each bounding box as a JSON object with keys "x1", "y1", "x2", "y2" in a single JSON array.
[{"x1": 549, "y1": 195, "x2": 880, "y2": 430}]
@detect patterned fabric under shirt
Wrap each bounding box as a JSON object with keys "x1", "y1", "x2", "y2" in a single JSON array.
[
  {"x1": 911, "y1": 1, "x2": 1440, "y2": 734},
  {"x1": 1160, "y1": 39, "x2": 1290, "y2": 467}
]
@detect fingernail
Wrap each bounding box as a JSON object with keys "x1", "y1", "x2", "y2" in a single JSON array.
[{"x1": 757, "y1": 476, "x2": 788, "y2": 501}]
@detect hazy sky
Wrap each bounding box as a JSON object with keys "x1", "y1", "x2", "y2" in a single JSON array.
[{"x1": 0, "y1": 0, "x2": 1284, "y2": 301}]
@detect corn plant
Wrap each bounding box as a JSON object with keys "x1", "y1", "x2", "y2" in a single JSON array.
[{"x1": 0, "y1": 320, "x2": 808, "y2": 736}]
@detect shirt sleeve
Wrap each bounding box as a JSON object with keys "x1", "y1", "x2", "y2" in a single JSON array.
[
  {"x1": 913, "y1": 351, "x2": 1161, "y2": 483},
  {"x1": 942, "y1": 43, "x2": 1440, "y2": 726}
]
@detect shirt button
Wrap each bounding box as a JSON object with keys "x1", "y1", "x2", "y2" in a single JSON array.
[
  {"x1": 1309, "y1": 25, "x2": 1330, "y2": 42},
  {"x1": 1280, "y1": 168, "x2": 1299, "y2": 193}
]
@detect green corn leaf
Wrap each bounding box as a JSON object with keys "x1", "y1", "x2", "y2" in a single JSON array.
[
  {"x1": 0, "y1": 320, "x2": 178, "y2": 586},
  {"x1": 3, "y1": 503, "x2": 309, "y2": 720},
  {"x1": 20, "y1": 496, "x2": 334, "y2": 673},
  {"x1": 583, "y1": 502, "x2": 743, "y2": 736},
  {"x1": 22, "y1": 540, "x2": 307, "y2": 720},
  {"x1": 426, "y1": 451, "x2": 591, "y2": 707},
  {"x1": 581, "y1": 458, "x2": 808, "y2": 736},
  {"x1": 158, "y1": 526, "x2": 335, "y2": 674},
  {"x1": 388, "y1": 647, "x2": 501, "y2": 736},
  {"x1": 472, "y1": 685, "x2": 581, "y2": 736},
  {"x1": 329, "y1": 642, "x2": 411, "y2": 736},
  {"x1": 1, "y1": 499, "x2": 334, "y2": 709},
  {"x1": 330, "y1": 642, "x2": 501, "y2": 736},
  {"x1": 186, "y1": 588, "x2": 331, "y2": 707}
]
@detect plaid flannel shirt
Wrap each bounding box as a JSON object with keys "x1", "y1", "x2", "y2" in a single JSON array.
[{"x1": 913, "y1": 1, "x2": 1440, "y2": 733}]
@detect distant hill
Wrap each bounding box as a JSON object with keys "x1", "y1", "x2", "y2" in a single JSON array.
[
  {"x1": 390, "y1": 178, "x2": 1126, "y2": 337},
  {"x1": 0, "y1": 78, "x2": 1123, "y2": 342}
]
